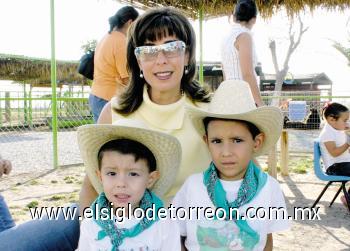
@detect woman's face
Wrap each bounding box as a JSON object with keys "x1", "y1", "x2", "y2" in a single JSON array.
[{"x1": 136, "y1": 35, "x2": 189, "y2": 100}]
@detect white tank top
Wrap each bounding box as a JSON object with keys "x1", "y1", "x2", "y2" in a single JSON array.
[{"x1": 221, "y1": 24, "x2": 258, "y2": 80}]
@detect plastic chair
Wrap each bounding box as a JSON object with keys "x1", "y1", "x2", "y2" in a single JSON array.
[{"x1": 312, "y1": 140, "x2": 350, "y2": 208}]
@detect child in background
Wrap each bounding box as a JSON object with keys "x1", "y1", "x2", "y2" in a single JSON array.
[
  {"x1": 173, "y1": 80, "x2": 289, "y2": 251},
  {"x1": 0, "y1": 156, "x2": 15, "y2": 232},
  {"x1": 76, "y1": 119, "x2": 181, "y2": 250},
  {"x1": 319, "y1": 102, "x2": 350, "y2": 209}
]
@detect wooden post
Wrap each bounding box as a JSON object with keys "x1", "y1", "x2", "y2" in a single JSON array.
[
  {"x1": 280, "y1": 130, "x2": 289, "y2": 176},
  {"x1": 268, "y1": 144, "x2": 277, "y2": 178}
]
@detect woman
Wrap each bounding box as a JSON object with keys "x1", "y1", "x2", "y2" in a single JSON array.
[
  {"x1": 89, "y1": 6, "x2": 138, "y2": 122},
  {"x1": 221, "y1": 0, "x2": 264, "y2": 106},
  {"x1": 80, "y1": 7, "x2": 212, "y2": 212}
]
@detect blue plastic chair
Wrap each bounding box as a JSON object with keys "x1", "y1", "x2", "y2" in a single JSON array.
[{"x1": 312, "y1": 140, "x2": 350, "y2": 208}]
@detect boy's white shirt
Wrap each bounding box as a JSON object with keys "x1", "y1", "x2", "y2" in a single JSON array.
[
  {"x1": 172, "y1": 173, "x2": 290, "y2": 251},
  {"x1": 77, "y1": 215, "x2": 180, "y2": 251},
  {"x1": 319, "y1": 123, "x2": 350, "y2": 168}
]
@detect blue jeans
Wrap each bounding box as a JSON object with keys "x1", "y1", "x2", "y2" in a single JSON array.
[
  {"x1": 0, "y1": 204, "x2": 80, "y2": 251},
  {"x1": 88, "y1": 94, "x2": 108, "y2": 123},
  {"x1": 0, "y1": 195, "x2": 15, "y2": 233}
]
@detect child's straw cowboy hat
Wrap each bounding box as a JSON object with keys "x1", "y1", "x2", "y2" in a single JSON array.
[
  {"x1": 77, "y1": 119, "x2": 181, "y2": 197},
  {"x1": 187, "y1": 80, "x2": 283, "y2": 156}
]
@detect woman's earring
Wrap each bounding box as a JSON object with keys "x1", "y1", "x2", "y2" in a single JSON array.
[
  {"x1": 140, "y1": 70, "x2": 144, "y2": 78},
  {"x1": 184, "y1": 66, "x2": 189, "y2": 75}
]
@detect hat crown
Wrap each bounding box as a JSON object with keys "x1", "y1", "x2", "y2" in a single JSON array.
[{"x1": 209, "y1": 80, "x2": 256, "y2": 114}]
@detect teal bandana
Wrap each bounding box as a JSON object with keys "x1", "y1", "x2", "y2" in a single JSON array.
[
  {"x1": 91, "y1": 190, "x2": 163, "y2": 251},
  {"x1": 203, "y1": 160, "x2": 267, "y2": 250}
]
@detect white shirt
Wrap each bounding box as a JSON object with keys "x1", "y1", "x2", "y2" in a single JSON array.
[
  {"x1": 172, "y1": 173, "x2": 290, "y2": 251},
  {"x1": 77, "y1": 216, "x2": 180, "y2": 251},
  {"x1": 221, "y1": 24, "x2": 258, "y2": 81},
  {"x1": 319, "y1": 123, "x2": 350, "y2": 168}
]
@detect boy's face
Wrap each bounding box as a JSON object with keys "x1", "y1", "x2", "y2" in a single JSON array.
[
  {"x1": 97, "y1": 151, "x2": 159, "y2": 213},
  {"x1": 204, "y1": 120, "x2": 263, "y2": 181}
]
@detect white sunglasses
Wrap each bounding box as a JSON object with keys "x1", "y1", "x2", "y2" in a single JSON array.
[{"x1": 134, "y1": 40, "x2": 186, "y2": 61}]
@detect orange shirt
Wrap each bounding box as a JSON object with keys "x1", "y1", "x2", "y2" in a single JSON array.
[{"x1": 91, "y1": 31, "x2": 128, "y2": 101}]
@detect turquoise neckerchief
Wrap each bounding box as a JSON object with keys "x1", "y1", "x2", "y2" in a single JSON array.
[
  {"x1": 91, "y1": 190, "x2": 163, "y2": 251},
  {"x1": 203, "y1": 160, "x2": 267, "y2": 250}
]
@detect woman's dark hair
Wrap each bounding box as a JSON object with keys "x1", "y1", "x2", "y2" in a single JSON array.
[
  {"x1": 234, "y1": 0, "x2": 257, "y2": 22},
  {"x1": 97, "y1": 139, "x2": 156, "y2": 172},
  {"x1": 108, "y1": 6, "x2": 139, "y2": 33},
  {"x1": 322, "y1": 102, "x2": 349, "y2": 120},
  {"x1": 115, "y1": 7, "x2": 210, "y2": 114},
  {"x1": 203, "y1": 117, "x2": 261, "y2": 139}
]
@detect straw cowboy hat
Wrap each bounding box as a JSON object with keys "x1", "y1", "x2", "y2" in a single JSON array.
[
  {"x1": 77, "y1": 119, "x2": 181, "y2": 197},
  {"x1": 186, "y1": 80, "x2": 283, "y2": 156}
]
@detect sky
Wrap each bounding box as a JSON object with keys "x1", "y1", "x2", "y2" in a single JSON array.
[{"x1": 0, "y1": 0, "x2": 349, "y2": 94}]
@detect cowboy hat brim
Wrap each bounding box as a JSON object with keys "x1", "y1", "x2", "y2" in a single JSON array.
[{"x1": 186, "y1": 105, "x2": 283, "y2": 157}]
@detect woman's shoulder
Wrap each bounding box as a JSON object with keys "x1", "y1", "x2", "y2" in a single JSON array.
[
  {"x1": 185, "y1": 97, "x2": 210, "y2": 110},
  {"x1": 228, "y1": 24, "x2": 251, "y2": 38}
]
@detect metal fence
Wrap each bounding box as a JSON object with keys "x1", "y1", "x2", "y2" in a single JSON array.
[{"x1": 0, "y1": 89, "x2": 349, "y2": 174}]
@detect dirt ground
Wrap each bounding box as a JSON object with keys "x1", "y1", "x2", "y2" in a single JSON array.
[{"x1": 0, "y1": 157, "x2": 349, "y2": 251}]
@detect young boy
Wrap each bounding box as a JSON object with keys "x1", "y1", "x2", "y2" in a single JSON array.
[
  {"x1": 173, "y1": 80, "x2": 290, "y2": 251},
  {"x1": 76, "y1": 119, "x2": 181, "y2": 250}
]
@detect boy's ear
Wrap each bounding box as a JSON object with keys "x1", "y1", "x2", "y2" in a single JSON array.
[
  {"x1": 147, "y1": 171, "x2": 160, "y2": 189},
  {"x1": 96, "y1": 169, "x2": 102, "y2": 182},
  {"x1": 253, "y1": 133, "x2": 264, "y2": 152},
  {"x1": 203, "y1": 134, "x2": 209, "y2": 144}
]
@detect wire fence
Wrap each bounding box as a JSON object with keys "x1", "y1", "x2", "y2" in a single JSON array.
[{"x1": 0, "y1": 89, "x2": 349, "y2": 174}]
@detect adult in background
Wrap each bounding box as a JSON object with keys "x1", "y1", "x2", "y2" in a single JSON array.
[
  {"x1": 221, "y1": 0, "x2": 264, "y2": 106},
  {"x1": 89, "y1": 6, "x2": 139, "y2": 122},
  {"x1": 80, "y1": 7, "x2": 212, "y2": 214}
]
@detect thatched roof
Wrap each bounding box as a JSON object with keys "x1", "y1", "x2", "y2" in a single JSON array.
[
  {"x1": 118, "y1": 0, "x2": 350, "y2": 19},
  {"x1": 0, "y1": 54, "x2": 89, "y2": 87}
]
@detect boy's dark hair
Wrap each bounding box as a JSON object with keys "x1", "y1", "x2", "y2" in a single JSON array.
[
  {"x1": 115, "y1": 7, "x2": 210, "y2": 115},
  {"x1": 108, "y1": 6, "x2": 139, "y2": 33},
  {"x1": 322, "y1": 102, "x2": 349, "y2": 120},
  {"x1": 203, "y1": 117, "x2": 261, "y2": 139},
  {"x1": 97, "y1": 139, "x2": 156, "y2": 172},
  {"x1": 234, "y1": 0, "x2": 257, "y2": 22}
]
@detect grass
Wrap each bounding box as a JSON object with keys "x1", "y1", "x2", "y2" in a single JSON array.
[
  {"x1": 26, "y1": 201, "x2": 39, "y2": 208},
  {"x1": 290, "y1": 159, "x2": 312, "y2": 174},
  {"x1": 47, "y1": 194, "x2": 66, "y2": 201},
  {"x1": 262, "y1": 158, "x2": 312, "y2": 174}
]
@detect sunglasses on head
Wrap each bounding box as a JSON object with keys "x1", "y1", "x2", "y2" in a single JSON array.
[{"x1": 134, "y1": 40, "x2": 186, "y2": 62}]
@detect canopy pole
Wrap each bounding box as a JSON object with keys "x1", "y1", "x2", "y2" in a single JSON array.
[
  {"x1": 50, "y1": 0, "x2": 58, "y2": 168},
  {"x1": 198, "y1": 5, "x2": 204, "y2": 85}
]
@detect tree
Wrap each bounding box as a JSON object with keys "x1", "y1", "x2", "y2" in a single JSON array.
[
  {"x1": 267, "y1": 15, "x2": 308, "y2": 178},
  {"x1": 268, "y1": 15, "x2": 308, "y2": 97},
  {"x1": 81, "y1": 39, "x2": 97, "y2": 53},
  {"x1": 333, "y1": 41, "x2": 350, "y2": 66},
  {"x1": 331, "y1": 17, "x2": 350, "y2": 66}
]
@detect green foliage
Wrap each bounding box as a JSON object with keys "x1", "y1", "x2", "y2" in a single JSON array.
[
  {"x1": 290, "y1": 159, "x2": 312, "y2": 174},
  {"x1": 48, "y1": 194, "x2": 65, "y2": 201},
  {"x1": 30, "y1": 180, "x2": 39, "y2": 185},
  {"x1": 26, "y1": 201, "x2": 39, "y2": 208},
  {"x1": 332, "y1": 39, "x2": 350, "y2": 66}
]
